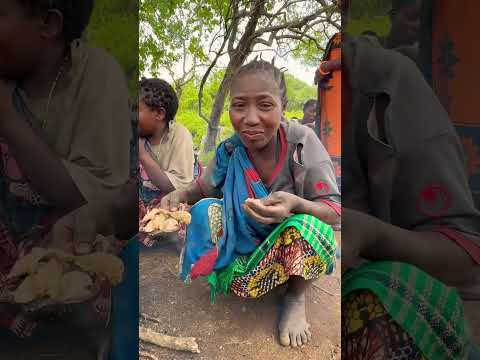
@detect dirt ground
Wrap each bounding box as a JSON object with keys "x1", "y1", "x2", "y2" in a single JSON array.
[{"x1": 139, "y1": 232, "x2": 341, "y2": 360}]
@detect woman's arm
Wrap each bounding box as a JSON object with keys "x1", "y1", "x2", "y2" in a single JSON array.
[
  {"x1": 244, "y1": 191, "x2": 341, "y2": 226},
  {"x1": 294, "y1": 197, "x2": 341, "y2": 226},
  {"x1": 0, "y1": 95, "x2": 85, "y2": 213},
  {"x1": 315, "y1": 59, "x2": 341, "y2": 85},
  {"x1": 160, "y1": 157, "x2": 222, "y2": 210},
  {"x1": 368, "y1": 219, "x2": 479, "y2": 287},
  {"x1": 346, "y1": 208, "x2": 480, "y2": 287},
  {"x1": 139, "y1": 151, "x2": 175, "y2": 193}
]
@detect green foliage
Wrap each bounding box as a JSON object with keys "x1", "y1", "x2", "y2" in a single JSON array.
[
  {"x1": 347, "y1": 0, "x2": 392, "y2": 19},
  {"x1": 87, "y1": 0, "x2": 139, "y2": 95},
  {"x1": 139, "y1": 0, "x2": 229, "y2": 76},
  {"x1": 292, "y1": 38, "x2": 325, "y2": 67},
  {"x1": 284, "y1": 74, "x2": 317, "y2": 110},
  {"x1": 285, "y1": 110, "x2": 304, "y2": 120},
  {"x1": 345, "y1": 0, "x2": 392, "y2": 36},
  {"x1": 139, "y1": 0, "x2": 327, "y2": 150},
  {"x1": 199, "y1": 150, "x2": 216, "y2": 166}
]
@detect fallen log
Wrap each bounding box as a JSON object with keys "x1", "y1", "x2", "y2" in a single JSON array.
[
  {"x1": 139, "y1": 351, "x2": 159, "y2": 360},
  {"x1": 139, "y1": 326, "x2": 200, "y2": 354},
  {"x1": 140, "y1": 312, "x2": 161, "y2": 324}
]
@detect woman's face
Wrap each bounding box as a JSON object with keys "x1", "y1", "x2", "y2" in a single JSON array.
[
  {"x1": 229, "y1": 73, "x2": 283, "y2": 152},
  {"x1": 0, "y1": 0, "x2": 44, "y2": 80},
  {"x1": 138, "y1": 100, "x2": 166, "y2": 137},
  {"x1": 304, "y1": 104, "x2": 316, "y2": 124}
]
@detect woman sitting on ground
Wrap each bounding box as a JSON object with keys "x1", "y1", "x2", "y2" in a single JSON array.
[{"x1": 161, "y1": 60, "x2": 341, "y2": 348}]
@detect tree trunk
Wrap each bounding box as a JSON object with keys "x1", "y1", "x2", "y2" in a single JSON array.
[
  {"x1": 174, "y1": 83, "x2": 183, "y2": 101},
  {"x1": 201, "y1": 0, "x2": 267, "y2": 154},
  {"x1": 202, "y1": 71, "x2": 234, "y2": 154}
]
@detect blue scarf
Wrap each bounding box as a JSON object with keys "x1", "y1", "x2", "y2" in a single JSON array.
[{"x1": 180, "y1": 135, "x2": 275, "y2": 281}]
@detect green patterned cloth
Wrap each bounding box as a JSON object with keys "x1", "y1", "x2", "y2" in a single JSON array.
[
  {"x1": 343, "y1": 262, "x2": 471, "y2": 360},
  {"x1": 207, "y1": 214, "x2": 337, "y2": 302}
]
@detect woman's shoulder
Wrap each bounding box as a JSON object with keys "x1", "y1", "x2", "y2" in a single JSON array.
[
  {"x1": 72, "y1": 40, "x2": 127, "y2": 91},
  {"x1": 282, "y1": 120, "x2": 319, "y2": 145},
  {"x1": 171, "y1": 122, "x2": 192, "y2": 136},
  {"x1": 282, "y1": 121, "x2": 331, "y2": 165},
  {"x1": 85, "y1": 45, "x2": 124, "y2": 75},
  {"x1": 219, "y1": 134, "x2": 242, "y2": 154}
]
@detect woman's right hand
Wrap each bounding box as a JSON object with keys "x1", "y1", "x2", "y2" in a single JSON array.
[{"x1": 160, "y1": 190, "x2": 187, "y2": 211}]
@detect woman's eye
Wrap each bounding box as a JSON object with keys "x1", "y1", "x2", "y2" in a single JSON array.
[
  {"x1": 231, "y1": 103, "x2": 245, "y2": 109},
  {"x1": 259, "y1": 103, "x2": 273, "y2": 110}
]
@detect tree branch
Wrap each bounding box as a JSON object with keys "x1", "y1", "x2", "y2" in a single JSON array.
[
  {"x1": 228, "y1": 0, "x2": 240, "y2": 56},
  {"x1": 198, "y1": 20, "x2": 236, "y2": 123},
  {"x1": 253, "y1": 8, "x2": 326, "y2": 38}
]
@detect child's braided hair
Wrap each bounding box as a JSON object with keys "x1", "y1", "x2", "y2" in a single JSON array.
[
  {"x1": 18, "y1": 0, "x2": 94, "y2": 42},
  {"x1": 140, "y1": 78, "x2": 179, "y2": 122},
  {"x1": 231, "y1": 59, "x2": 288, "y2": 110}
]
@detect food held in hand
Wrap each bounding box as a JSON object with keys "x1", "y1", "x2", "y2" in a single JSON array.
[
  {"x1": 244, "y1": 197, "x2": 265, "y2": 211},
  {"x1": 140, "y1": 208, "x2": 191, "y2": 234}
]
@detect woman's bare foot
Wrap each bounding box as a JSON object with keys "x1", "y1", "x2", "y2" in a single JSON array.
[{"x1": 278, "y1": 278, "x2": 312, "y2": 347}]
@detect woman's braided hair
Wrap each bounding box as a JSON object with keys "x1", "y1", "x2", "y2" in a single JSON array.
[
  {"x1": 140, "y1": 78, "x2": 179, "y2": 122},
  {"x1": 18, "y1": 0, "x2": 94, "y2": 42},
  {"x1": 231, "y1": 59, "x2": 288, "y2": 110}
]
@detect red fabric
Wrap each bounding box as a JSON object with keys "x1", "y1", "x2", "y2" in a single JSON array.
[
  {"x1": 244, "y1": 168, "x2": 260, "y2": 182},
  {"x1": 320, "y1": 200, "x2": 342, "y2": 216},
  {"x1": 245, "y1": 178, "x2": 255, "y2": 199},
  {"x1": 315, "y1": 181, "x2": 331, "y2": 194},
  {"x1": 190, "y1": 248, "x2": 219, "y2": 280},
  {"x1": 266, "y1": 126, "x2": 288, "y2": 186},
  {"x1": 244, "y1": 168, "x2": 261, "y2": 198},
  {"x1": 434, "y1": 227, "x2": 480, "y2": 264}
]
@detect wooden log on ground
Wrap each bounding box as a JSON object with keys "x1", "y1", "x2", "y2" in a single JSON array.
[
  {"x1": 139, "y1": 351, "x2": 159, "y2": 360},
  {"x1": 139, "y1": 326, "x2": 200, "y2": 354},
  {"x1": 140, "y1": 312, "x2": 161, "y2": 324}
]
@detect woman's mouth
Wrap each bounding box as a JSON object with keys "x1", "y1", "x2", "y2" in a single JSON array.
[{"x1": 242, "y1": 130, "x2": 264, "y2": 141}]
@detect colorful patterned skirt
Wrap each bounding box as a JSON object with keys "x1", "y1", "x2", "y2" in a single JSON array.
[
  {"x1": 342, "y1": 262, "x2": 470, "y2": 360},
  {"x1": 206, "y1": 214, "x2": 338, "y2": 301}
]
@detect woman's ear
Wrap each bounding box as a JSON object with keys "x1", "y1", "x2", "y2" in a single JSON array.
[
  {"x1": 155, "y1": 108, "x2": 166, "y2": 122},
  {"x1": 39, "y1": 9, "x2": 64, "y2": 41}
]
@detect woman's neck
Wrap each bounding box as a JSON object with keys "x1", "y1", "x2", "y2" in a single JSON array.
[
  {"x1": 20, "y1": 43, "x2": 69, "y2": 99},
  {"x1": 149, "y1": 122, "x2": 169, "y2": 145},
  {"x1": 247, "y1": 129, "x2": 280, "y2": 186}
]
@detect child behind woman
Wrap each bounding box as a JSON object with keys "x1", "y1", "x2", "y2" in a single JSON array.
[{"x1": 138, "y1": 78, "x2": 194, "y2": 246}]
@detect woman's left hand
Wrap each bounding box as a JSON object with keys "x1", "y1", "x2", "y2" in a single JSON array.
[{"x1": 243, "y1": 191, "x2": 299, "y2": 225}]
